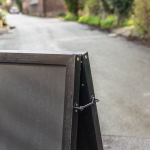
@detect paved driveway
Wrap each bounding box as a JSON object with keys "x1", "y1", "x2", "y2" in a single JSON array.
[{"x1": 1, "y1": 14, "x2": 150, "y2": 149}]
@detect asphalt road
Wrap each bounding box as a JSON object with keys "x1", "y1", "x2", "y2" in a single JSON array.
[{"x1": 1, "y1": 14, "x2": 150, "y2": 149}]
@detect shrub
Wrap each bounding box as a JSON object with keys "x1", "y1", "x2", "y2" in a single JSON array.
[
  {"x1": 57, "y1": 12, "x2": 66, "y2": 18},
  {"x1": 78, "y1": 15, "x2": 100, "y2": 25},
  {"x1": 134, "y1": 0, "x2": 150, "y2": 37},
  {"x1": 87, "y1": 15, "x2": 100, "y2": 25},
  {"x1": 0, "y1": 0, "x2": 4, "y2": 5},
  {"x1": 122, "y1": 19, "x2": 134, "y2": 26},
  {"x1": 78, "y1": 15, "x2": 89, "y2": 23},
  {"x1": 0, "y1": 9, "x2": 7, "y2": 25},
  {"x1": 65, "y1": 13, "x2": 79, "y2": 21},
  {"x1": 100, "y1": 15, "x2": 116, "y2": 29}
]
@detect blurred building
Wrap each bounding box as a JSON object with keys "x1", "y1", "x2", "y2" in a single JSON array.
[
  {"x1": 22, "y1": 0, "x2": 29, "y2": 14},
  {"x1": 22, "y1": 0, "x2": 65, "y2": 17}
]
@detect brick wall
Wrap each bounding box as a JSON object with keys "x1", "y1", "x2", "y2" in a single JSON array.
[
  {"x1": 45, "y1": 0, "x2": 65, "y2": 17},
  {"x1": 22, "y1": 0, "x2": 65, "y2": 17},
  {"x1": 22, "y1": 0, "x2": 29, "y2": 14},
  {"x1": 38, "y1": 0, "x2": 44, "y2": 17}
]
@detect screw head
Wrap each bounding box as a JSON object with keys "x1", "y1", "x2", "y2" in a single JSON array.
[
  {"x1": 75, "y1": 110, "x2": 78, "y2": 113},
  {"x1": 77, "y1": 57, "x2": 79, "y2": 61},
  {"x1": 85, "y1": 55, "x2": 87, "y2": 59},
  {"x1": 76, "y1": 103, "x2": 78, "y2": 107}
]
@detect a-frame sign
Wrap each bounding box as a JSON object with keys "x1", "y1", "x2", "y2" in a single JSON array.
[{"x1": 0, "y1": 51, "x2": 103, "y2": 150}]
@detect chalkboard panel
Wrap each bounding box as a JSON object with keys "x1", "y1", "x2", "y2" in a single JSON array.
[{"x1": 0, "y1": 64, "x2": 66, "y2": 150}]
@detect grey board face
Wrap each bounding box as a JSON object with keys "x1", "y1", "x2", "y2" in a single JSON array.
[{"x1": 0, "y1": 63, "x2": 66, "y2": 150}]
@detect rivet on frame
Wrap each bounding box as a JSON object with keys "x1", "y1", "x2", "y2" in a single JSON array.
[
  {"x1": 85, "y1": 55, "x2": 88, "y2": 59},
  {"x1": 77, "y1": 57, "x2": 80, "y2": 61}
]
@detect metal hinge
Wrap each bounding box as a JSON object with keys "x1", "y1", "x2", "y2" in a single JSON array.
[{"x1": 74, "y1": 96, "x2": 99, "y2": 112}]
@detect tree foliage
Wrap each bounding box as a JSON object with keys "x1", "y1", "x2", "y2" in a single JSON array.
[
  {"x1": 16, "y1": 0, "x2": 22, "y2": 12},
  {"x1": 0, "y1": 0, "x2": 4, "y2": 5},
  {"x1": 86, "y1": 0, "x2": 100, "y2": 15},
  {"x1": 134, "y1": 0, "x2": 150, "y2": 37},
  {"x1": 65, "y1": 0, "x2": 79, "y2": 16},
  {"x1": 110, "y1": 0, "x2": 134, "y2": 17},
  {"x1": 65, "y1": 0, "x2": 134, "y2": 19},
  {"x1": 100, "y1": 0, "x2": 134, "y2": 24},
  {"x1": 100, "y1": 0, "x2": 114, "y2": 14}
]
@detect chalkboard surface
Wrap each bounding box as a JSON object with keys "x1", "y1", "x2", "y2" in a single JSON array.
[{"x1": 0, "y1": 64, "x2": 66, "y2": 150}]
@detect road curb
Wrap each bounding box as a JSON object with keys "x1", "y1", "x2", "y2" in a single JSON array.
[{"x1": 110, "y1": 26, "x2": 135, "y2": 38}]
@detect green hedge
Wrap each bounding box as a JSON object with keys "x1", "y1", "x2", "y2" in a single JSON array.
[
  {"x1": 100, "y1": 16, "x2": 117, "y2": 29},
  {"x1": 78, "y1": 15, "x2": 100, "y2": 26},
  {"x1": 64, "y1": 14, "x2": 78, "y2": 21},
  {"x1": 122, "y1": 20, "x2": 134, "y2": 27},
  {"x1": 65, "y1": 13, "x2": 133, "y2": 29}
]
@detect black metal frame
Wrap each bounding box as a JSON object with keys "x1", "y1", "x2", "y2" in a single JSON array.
[{"x1": 76, "y1": 53, "x2": 103, "y2": 150}]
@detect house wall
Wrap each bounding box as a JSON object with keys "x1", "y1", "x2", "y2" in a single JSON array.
[
  {"x1": 22, "y1": 0, "x2": 65, "y2": 17},
  {"x1": 29, "y1": 4, "x2": 38, "y2": 16},
  {"x1": 45, "y1": 0, "x2": 65, "y2": 17},
  {"x1": 38, "y1": 0, "x2": 44, "y2": 17},
  {"x1": 22, "y1": 0, "x2": 29, "y2": 14}
]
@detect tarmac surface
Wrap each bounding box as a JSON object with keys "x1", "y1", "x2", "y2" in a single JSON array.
[{"x1": 1, "y1": 14, "x2": 150, "y2": 149}]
